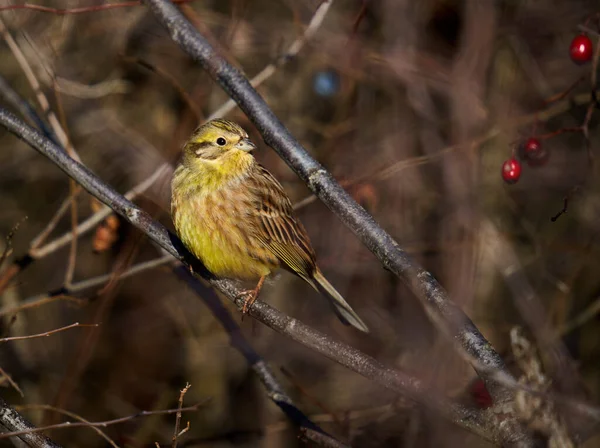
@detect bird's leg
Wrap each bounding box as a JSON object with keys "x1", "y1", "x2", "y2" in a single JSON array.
[{"x1": 240, "y1": 275, "x2": 266, "y2": 315}]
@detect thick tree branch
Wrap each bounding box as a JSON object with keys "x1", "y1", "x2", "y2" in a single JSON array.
[
  {"x1": 0, "y1": 107, "x2": 506, "y2": 443},
  {"x1": 0, "y1": 396, "x2": 61, "y2": 448},
  {"x1": 140, "y1": 0, "x2": 531, "y2": 445}
]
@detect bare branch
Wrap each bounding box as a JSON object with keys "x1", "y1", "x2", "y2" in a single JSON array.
[
  {"x1": 16, "y1": 405, "x2": 118, "y2": 448},
  {"x1": 30, "y1": 163, "x2": 170, "y2": 259},
  {"x1": 0, "y1": 0, "x2": 196, "y2": 15},
  {"x1": 171, "y1": 383, "x2": 191, "y2": 448},
  {"x1": 0, "y1": 17, "x2": 80, "y2": 161},
  {"x1": 0, "y1": 395, "x2": 62, "y2": 447},
  {"x1": 0, "y1": 295, "x2": 84, "y2": 318},
  {"x1": 0, "y1": 366, "x2": 24, "y2": 397},
  {"x1": 0, "y1": 402, "x2": 207, "y2": 440},
  {"x1": 0, "y1": 74, "x2": 52, "y2": 136},
  {"x1": 0, "y1": 322, "x2": 97, "y2": 343}
]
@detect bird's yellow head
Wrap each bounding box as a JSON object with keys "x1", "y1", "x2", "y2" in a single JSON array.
[{"x1": 182, "y1": 119, "x2": 256, "y2": 164}]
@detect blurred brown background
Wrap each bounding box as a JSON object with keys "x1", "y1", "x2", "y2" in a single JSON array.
[{"x1": 1, "y1": 0, "x2": 600, "y2": 446}]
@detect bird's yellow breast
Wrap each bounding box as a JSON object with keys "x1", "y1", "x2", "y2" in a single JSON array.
[{"x1": 171, "y1": 152, "x2": 277, "y2": 280}]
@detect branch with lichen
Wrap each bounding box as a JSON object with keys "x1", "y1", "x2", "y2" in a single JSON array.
[{"x1": 0, "y1": 395, "x2": 62, "y2": 448}]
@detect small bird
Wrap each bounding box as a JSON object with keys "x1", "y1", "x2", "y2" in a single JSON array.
[{"x1": 171, "y1": 119, "x2": 368, "y2": 332}]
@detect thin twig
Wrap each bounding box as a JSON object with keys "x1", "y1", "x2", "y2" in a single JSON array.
[
  {"x1": 0, "y1": 402, "x2": 207, "y2": 440},
  {"x1": 558, "y1": 296, "x2": 600, "y2": 337},
  {"x1": 550, "y1": 35, "x2": 600, "y2": 221},
  {"x1": 0, "y1": 17, "x2": 80, "y2": 162},
  {"x1": 0, "y1": 322, "x2": 97, "y2": 343},
  {"x1": 54, "y1": 76, "x2": 130, "y2": 99},
  {"x1": 30, "y1": 163, "x2": 169, "y2": 259},
  {"x1": 52, "y1": 82, "x2": 79, "y2": 287},
  {"x1": 0, "y1": 74, "x2": 53, "y2": 136},
  {"x1": 279, "y1": 366, "x2": 345, "y2": 432},
  {"x1": 29, "y1": 192, "x2": 78, "y2": 251},
  {"x1": 0, "y1": 366, "x2": 24, "y2": 397},
  {"x1": 172, "y1": 383, "x2": 191, "y2": 448},
  {"x1": 0, "y1": 0, "x2": 196, "y2": 15},
  {"x1": 15, "y1": 404, "x2": 119, "y2": 448},
  {"x1": 5, "y1": 256, "x2": 172, "y2": 318},
  {"x1": 0, "y1": 295, "x2": 85, "y2": 318},
  {"x1": 0, "y1": 218, "x2": 26, "y2": 270}
]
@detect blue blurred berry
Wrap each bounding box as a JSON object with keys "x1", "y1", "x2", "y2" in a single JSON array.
[{"x1": 313, "y1": 70, "x2": 340, "y2": 97}]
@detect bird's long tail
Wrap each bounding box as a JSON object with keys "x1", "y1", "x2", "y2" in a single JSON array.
[{"x1": 312, "y1": 269, "x2": 369, "y2": 333}]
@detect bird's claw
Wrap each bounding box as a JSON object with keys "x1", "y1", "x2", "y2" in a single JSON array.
[
  {"x1": 239, "y1": 289, "x2": 258, "y2": 316},
  {"x1": 238, "y1": 276, "x2": 266, "y2": 320}
]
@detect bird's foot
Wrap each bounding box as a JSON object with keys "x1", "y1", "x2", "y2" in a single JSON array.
[
  {"x1": 238, "y1": 275, "x2": 266, "y2": 317},
  {"x1": 239, "y1": 289, "x2": 258, "y2": 315}
]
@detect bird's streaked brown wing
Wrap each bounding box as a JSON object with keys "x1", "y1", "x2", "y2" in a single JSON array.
[{"x1": 246, "y1": 164, "x2": 317, "y2": 282}]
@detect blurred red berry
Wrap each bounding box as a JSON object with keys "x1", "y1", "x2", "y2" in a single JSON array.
[
  {"x1": 569, "y1": 34, "x2": 593, "y2": 64},
  {"x1": 470, "y1": 379, "x2": 493, "y2": 408},
  {"x1": 502, "y1": 158, "x2": 521, "y2": 184},
  {"x1": 523, "y1": 138, "x2": 549, "y2": 167},
  {"x1": 524, "y1": 137, "x2": 541, "y2": 155}
]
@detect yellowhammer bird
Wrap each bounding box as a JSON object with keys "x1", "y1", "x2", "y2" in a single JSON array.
[{"x1": 171, "y1": 119, "x2": 368, "y2": 332}]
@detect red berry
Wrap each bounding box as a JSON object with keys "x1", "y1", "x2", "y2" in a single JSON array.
[
  {"x1": 524, "y1": 137, "x2": 541, "y2": 155},
  {"x1": 569, "y1": 34, "x2": 593, "y2": 64},
  {"x1": 521, "y1": 138, "x2": 549, "y2": 167},
  {"x1": 470, "y1": 379, "x2": 493, "y2": 409},
  {"x1": 502, "y1": 158, "x2": 521, "y2": 184}
]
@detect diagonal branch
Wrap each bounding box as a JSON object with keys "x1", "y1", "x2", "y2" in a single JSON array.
[
  {"x1": 140, "y1": 0, "x2": 530, "y2": 445},
  {"x1": 0, "y1": 107, "x2": 502, "y2": 444},
  {"x1": 0, "y1": 395, "x2": 62, "y2": 448}
]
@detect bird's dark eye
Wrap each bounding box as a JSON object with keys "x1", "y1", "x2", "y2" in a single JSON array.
[{"x1": 216, "y1": 137, "x2": 227, "y2": 146}]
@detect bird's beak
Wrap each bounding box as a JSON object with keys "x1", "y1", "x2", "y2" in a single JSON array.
[{"x1": 235, "y1": 138, "x2": 256, "y2": 152}]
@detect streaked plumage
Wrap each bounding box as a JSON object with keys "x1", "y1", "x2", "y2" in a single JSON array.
[{"x1": 171, "y1": 119, "x2": 368, "y2": 332}]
